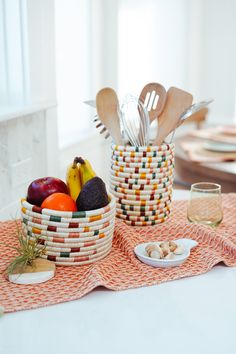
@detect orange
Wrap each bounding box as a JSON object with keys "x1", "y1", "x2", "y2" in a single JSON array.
[{"x1": 41, "y1": 193, "x2": 77, "y2": 212}]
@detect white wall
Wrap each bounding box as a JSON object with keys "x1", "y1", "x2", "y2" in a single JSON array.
[
  {"x1": 118, "y1": 0, "x2": 236, "y2": 124},
  {"x1": 118, "y1": 0, "x2": 190, "y2": 97},
  {"x1": 197, "y1": 0, "x2": 236, "y2": 124},
  {"x1": 26, "y1": 0, "x2": 57, "y2": 105},
  {"x1": 55, "y1": 0, "x2": 93, "y2": 148}
]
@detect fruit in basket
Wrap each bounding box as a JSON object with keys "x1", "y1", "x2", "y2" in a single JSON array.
[
  {"x1": 27, "y1": 177, "x2": 68, "y2": 206},
  {"x1": 41, "y1": 192, "x2": 77, "y2": 211},
  {"x1": 77, "y1": 157, "x2": 96, "y2": 186},
  {"x1": 66, "y1": 157, "x2": 82, "y2": 201},
  {"x1": 76, "y1": 177, "x2": 109, "y2": 211}
]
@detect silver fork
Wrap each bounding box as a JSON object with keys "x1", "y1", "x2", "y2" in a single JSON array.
[{"x1": 84, "y1": 100, "x2": 111, "y2": 139}]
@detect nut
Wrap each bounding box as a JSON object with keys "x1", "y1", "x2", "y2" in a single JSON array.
[
  {"x1": 155, "y1": 245, "x2": 163, "y2": 256},
  {"x1": 160, "y1": 241, "x2": 169, "y2": 249},
  {"x1": 169, "y1": 241, "x2": 178, "y2": 252},
  {"x1": 174, "y1": 245, "x2": 185, "y2": 255},
  {"x1": 145, "y1": 244, "x2": 157, "y2": 256},
  {"x1": 150, "y1": 250, "x2": 162, "y2": 259},
  {"x1": 161, "y1": 246, "x2": 170, "y2": 257},
  {"x1": 145, "y1": 244, "x2": 164, "y2": 258},
  {"x1": 144, "y1": 240, "x2": 185, "y2": 261}
]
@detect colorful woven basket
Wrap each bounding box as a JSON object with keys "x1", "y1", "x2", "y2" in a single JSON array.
[
  {"x1": 110, "y1": 144, "x2": 175, "y2": 226},
  {"x1": 20, "y1": 194, "x2": 116, "y2": 265}
]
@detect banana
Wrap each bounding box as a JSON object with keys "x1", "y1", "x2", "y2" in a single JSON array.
[
  {"x1": 66, "y1": 157, "x2": 82, "y2": 201},
  {"x1": 77, "y1": 157, "x2": 96, "y2": 186}
]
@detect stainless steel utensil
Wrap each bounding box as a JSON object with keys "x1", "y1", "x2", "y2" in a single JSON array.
[
  {"x1": 120, "y1": 94, "x2": 150, "y2": 146},
  {"x1": 178, "y1": 99, "x2": 213, "y2": 123},
  {"x1": 169, "y1": 99, "x2": 213, "y2": 142}
]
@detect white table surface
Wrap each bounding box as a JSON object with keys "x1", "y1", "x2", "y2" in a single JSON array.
[{"x1": 1, "y1": 190, "x2": 236, "y2": 354}]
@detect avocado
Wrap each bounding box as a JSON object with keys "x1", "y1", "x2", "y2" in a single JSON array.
[{"x1": 76, "y1": 176, "x2": 109, "y2": 211}]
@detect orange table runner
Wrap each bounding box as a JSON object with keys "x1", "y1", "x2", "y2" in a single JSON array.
[{"x1": 0, "y1": 194, "x2": 236, "y2": 313}]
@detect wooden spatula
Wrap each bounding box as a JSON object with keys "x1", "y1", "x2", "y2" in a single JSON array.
[
  {"x1": 153, "y1": 87, "x2": 193, "y2": 146},
  {"x1": 96, "y1": 87, "x2": 123, "y2": 145}
]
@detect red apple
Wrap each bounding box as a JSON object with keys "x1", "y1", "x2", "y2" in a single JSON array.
[{"x1": 27, "y1": 177, "x2": 68, "y2": 206}]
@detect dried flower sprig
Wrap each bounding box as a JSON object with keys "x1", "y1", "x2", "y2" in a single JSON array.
[{"x1": 3, "y1": 221, "x2": 46, "y2": 276}]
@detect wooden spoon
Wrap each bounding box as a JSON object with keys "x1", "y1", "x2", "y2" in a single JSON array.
[
  {"x1": 153, "y1": 87, "x2": 193, "y2": 146},
  {"x1": 96, "y1": 87, "x2": 123, "y2": 145},
  {"x1": 139, "y1": 82, "x2": 167, "y2": 124}
]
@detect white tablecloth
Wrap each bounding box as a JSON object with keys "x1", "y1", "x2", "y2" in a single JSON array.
[{"x1": 1, "y1": 190, "x2": 236, "y2": 354}]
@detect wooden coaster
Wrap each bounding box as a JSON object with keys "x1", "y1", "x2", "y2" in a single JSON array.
[{"x1": 8, "y1": 258, "x2": 56, "y2": 285}]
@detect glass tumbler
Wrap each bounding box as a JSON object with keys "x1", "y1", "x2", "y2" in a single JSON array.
[{"x1": 187, "y1": 182, "x2": 223, "y2": 227}]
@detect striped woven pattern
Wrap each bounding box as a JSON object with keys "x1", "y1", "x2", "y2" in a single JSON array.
[
  {"x1": 0, "y1": 194, "x2": 236, "y2": 313},
  {"x1": 110, "y1": 144, "x2": 175, "y2": 225},
  {"x1": 20, "y1": 195, "x2": 116, "y2": 265}
]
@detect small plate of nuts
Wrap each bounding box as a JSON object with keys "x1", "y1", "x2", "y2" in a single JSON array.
[{"x1": 134, "y1": 239, "x2": 198, "y2": 268}]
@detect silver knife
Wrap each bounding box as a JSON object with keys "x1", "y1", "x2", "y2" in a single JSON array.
[{"x1": 83, "y1": 100, "x2": 96, "y2": 108}]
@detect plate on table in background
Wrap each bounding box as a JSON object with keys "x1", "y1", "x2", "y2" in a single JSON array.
[{"x1": 203, "y1": 141, "x2": 236, "y2": 153}]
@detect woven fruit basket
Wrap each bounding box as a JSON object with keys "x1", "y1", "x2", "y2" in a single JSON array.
[{"x1": 20, "y1": 194, "x2": 116, "y2": 266}]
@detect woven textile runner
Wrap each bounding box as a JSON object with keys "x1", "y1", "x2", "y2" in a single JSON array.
[{"x1": 0, "y1": 194, "x2": 236, "y2": 313}]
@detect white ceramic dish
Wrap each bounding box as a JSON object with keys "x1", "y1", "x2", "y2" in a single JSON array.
[{"x1": 134, "y1": 238, "x2": 198, "y2": 268}]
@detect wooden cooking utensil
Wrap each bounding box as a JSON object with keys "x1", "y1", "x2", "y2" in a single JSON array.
[
  {"x1": 96, "y1": 87, "x2": 123, "y2": 145},
  {"x1": 139, "y1": 82, "x2": 167, "y2": 124},
  {"x1": 153, "y1": 87, "x2": 193, "y2": 146}
]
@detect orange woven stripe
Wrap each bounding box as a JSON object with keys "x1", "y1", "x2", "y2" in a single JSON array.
[
  {"x1": 89, "y1": 215, "x2": 102, "y2": 222},
  {"x1": 32, "y1": 227, "x2": 41, "y2": 234}
]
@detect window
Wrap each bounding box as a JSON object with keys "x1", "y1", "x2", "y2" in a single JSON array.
[
  {"x1": 0, "y1": 0, "x2": 29, "y2": 111},
  {"x1": 55, "y1": 0, "x2": 94, "y2": 148},
  {"x1": 118, "y1": 0, "x2": 190, "y2": 98}
]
